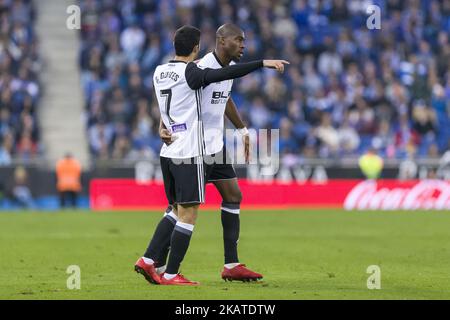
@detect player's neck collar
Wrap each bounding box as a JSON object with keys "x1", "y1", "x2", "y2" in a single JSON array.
[
  {"x1": 212, "y1": 51, "x2": 229, "y2": 67},
  {"x1": 169, "y1": 60, "x2": 187, "y2": 64}
]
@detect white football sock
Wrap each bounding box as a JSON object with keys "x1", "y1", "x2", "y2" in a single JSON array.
[
  {"x1": 164, "y1": 210, "x2": 179, "y2": 222},
  {"x1": 224, "y1": 263, "x2": 240, "y2": 269},
  {"x1": 163, "y1": 273, "x2": 177, "y2": 280},
  {"x1": 142, "y1": 257, "x2": 154, "y2": 265},
  {"x1": 156, "y1": 265, "x2": 167, "y2": 275}
]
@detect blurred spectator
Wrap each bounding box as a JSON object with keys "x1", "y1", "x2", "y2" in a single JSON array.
[
  {"x1": 7, "y1": 165, "x2": 35, "y2": 209},
  {"x1": 249, "y1": 97, "x2": 271, "y2": 129},
  {"x1": 427, "y1": 143, "x2": 440, "y2": 159},
  {"x1": 77, "y1": 0, "x2": 450, "y2": 162},
  {"x1": 372, "y1": 120, "x2": 396, "y2": 158},
  {"x1": 337, "y1": 116, "x2": 360, "y2": 155},
  {"x1": 120, "y1": 22, "x2": 146, "y2": 63},
  {"x1": 395, "y1": 114, "x2": 420, "y2": 158},
  {"x1": 16, "y1": 130, "x2": 38, "y2": 160},
  {"x1": 56, "y1": 153, "x2": 82, "y2": 209},
  {"x1": 89, "y1": 121, "x2": 113, "y2": 156},
  {"x1": 318, "y1": 36, "x2": 343, "y2": 76},
  {"x1": 359, "y1": 148, "x2": 384, "y2": 180},
  {"x1": 0, "y1": 131, "x2": 13, "y2": 165},
  {"x1": 279, "y1": 117, "x2": 298, "y2": 154},
  {"x1": 315, "y1": 112, "x2": 339, "y2": 157}
]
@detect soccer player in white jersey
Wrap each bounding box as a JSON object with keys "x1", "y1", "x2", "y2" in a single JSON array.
[
  {"x1": 150, "y1": 24, "x2": 268, "y2": 282},
  {"x1": 134, "y1": 25, "x2": 288, "y2": 285}
]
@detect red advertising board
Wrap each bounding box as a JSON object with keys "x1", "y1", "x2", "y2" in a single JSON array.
[{"x1": 90, "y1": 179, "x2": 450, "y2": 211}]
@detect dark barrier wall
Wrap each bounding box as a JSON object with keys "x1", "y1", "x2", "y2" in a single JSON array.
[{"x1": 0, "y1": 160, "x2": 447, "y2": 197}]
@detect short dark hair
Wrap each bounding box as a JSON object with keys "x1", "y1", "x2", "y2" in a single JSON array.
[{"x1": 174, "y1": 25, "x2": 201, "y2": 56}]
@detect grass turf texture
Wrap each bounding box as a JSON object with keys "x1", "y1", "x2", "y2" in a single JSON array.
[{"x1": 1, "y1": 209, "x2": 450, "y2": 300}]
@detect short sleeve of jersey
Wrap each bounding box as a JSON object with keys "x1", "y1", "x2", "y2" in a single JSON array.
[{"x1": 196, "y1": 61, "x2": 208, "y2": 69}]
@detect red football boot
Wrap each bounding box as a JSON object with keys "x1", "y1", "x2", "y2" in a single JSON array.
[
  {"x1": 160, "y1": 273, "x2": 199, "y2": 286},
  {"x1": 134, "y1": 258, "x2": 161, "y2": 284},
  {"x1": 221, "y1": 264, "x2": 263, "y2": 282}
]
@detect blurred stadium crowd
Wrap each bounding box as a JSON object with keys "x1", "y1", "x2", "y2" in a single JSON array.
[
  {"x1": 78, "y1": 0, "x2": 450, "y2": 161},
  {"x1": 0, "y1": 0, "x2": 41, "y2": 165}
]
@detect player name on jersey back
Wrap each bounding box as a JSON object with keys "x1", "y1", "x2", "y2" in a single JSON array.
[{"x1": 158, "y1": 71, "x2": 180, "y2": 82}]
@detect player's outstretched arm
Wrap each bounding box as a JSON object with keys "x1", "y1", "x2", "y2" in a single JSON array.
[
  {"x1": 225, "y1": 98, "x2": 250, "y2": 163},
  {"x1": 186, "y1": 59, "x2": 289, "y2": 90},
  {"x1": 225, "y1": 98, "x2": 245, "y2": 130},
  {"x1": 263, "y1": 60, "x2": 290, "y2": 73}
]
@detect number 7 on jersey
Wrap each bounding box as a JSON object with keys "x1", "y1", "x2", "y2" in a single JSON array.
[{"x1": 160, "y1": 89, "x2": 175, "y2": 124}]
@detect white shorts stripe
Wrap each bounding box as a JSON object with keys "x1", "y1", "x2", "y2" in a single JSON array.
[
  {"x1": 199, "y1": 157, "x2": 205, "y2": 202},
  {"x1": 197, "y1": 157, "x2": 202, "y2": 203},
  {"x1": 221, "y1": 207, "x2": 240, "y2": 214}
]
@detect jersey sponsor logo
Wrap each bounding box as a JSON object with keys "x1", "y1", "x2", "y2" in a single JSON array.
[
  {"x1": 211, "y1": 91, "x2": 231, "y2": 104},
  {"x1": 171, "y1": 123, "x2": 187, "y2": 133}
]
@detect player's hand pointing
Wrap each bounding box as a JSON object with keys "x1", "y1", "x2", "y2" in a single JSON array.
[{"x1": 263, "y1": 60, "x2": 290, "y2": 73}]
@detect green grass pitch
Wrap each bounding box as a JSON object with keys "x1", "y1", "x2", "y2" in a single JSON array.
[{"x1": 1, "y1": 209, "x2": 450, "y2": 300}]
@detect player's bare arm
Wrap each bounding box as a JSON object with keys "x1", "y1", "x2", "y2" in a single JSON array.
[
  {"x1": 225, "y1": 98, "x2": 250, "y2": 163},
  {"x1": 225, "y1": 98, "x2": 245, "y2": 130}
]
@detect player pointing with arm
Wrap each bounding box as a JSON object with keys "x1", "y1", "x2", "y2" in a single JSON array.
[
  {"x1": 135, "y1": 25, "x2": 288, "y2": 285},
  {"x1": 154, "y1": 24, "x2": 273, "y2": 282}
]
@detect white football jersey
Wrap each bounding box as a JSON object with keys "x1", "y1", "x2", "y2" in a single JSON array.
[
  {"x1": 154, "y1": 60, "x2": 203, "y2": 159},
  {"x1": 198, "y1": 52, "x2": 235, "y2": 155},
  {"x1": 154, "y1": 55, "x2": 262, "y2": 159}
]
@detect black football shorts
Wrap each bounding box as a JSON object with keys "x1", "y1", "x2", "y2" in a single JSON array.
[{"x1": 160, "y1": 148, "x2": 237, "y2": 205}]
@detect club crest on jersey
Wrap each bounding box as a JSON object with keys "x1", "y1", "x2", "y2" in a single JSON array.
[{"x1": 211, "y1": 91, "x2": 231, "y2": 104}]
